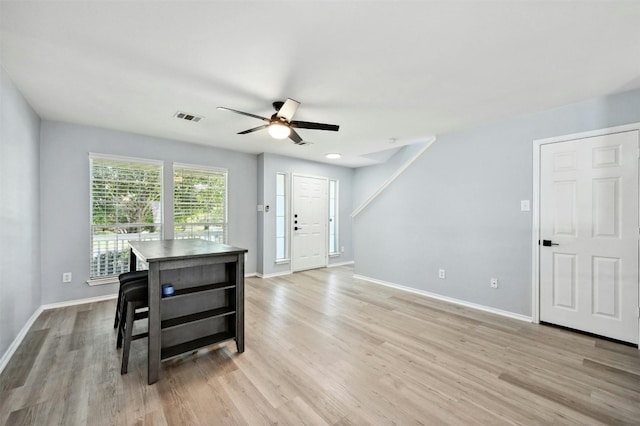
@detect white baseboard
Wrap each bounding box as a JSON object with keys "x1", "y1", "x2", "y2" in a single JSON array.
[
  {"x1": 328, "y1": 260, "x2": 355, "y2": 268},
  {"x1": 353, "y1": 274, "x2": 532, "y2": 323},
  {"x1": 41, "y1": 293, "x2": 118, "y2": 311},
  {"x1": 255, "y1": 270, "x2": 292, "y2": 279},
  {"x1": 256, "y1": 263, "x2": 353, "y2": 278},
  {"x1": 0, "y1": 305, "x2": 43, "y2": 376},
  {"x1": 244, "y1": 272, "x2": 258, "y2": 278}
]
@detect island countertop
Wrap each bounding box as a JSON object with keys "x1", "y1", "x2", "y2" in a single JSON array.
[{"x1": 129, "y1": 239, "x2": 247, "y2": 263}]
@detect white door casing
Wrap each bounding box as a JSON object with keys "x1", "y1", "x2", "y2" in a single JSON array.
[
  {"x1": 292, "y1": 174, "x2": 328, "y2": 272},
  {"x1": 538, "y1": 130, "x2": 639, "y2": 344}
]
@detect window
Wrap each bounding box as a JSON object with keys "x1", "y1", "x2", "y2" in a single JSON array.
[
  {"x1": 90, "y1": 155, "x2": 163, "y2": 278},
  {"x1": 329, "y1": 179, "x2": 339, "y2": 255},
  {"x1": 275, "y1": 173, "x2": 288, "y2": 262},
  {"x1": 174, "y1": 164, "x2": 227, "y2": 243}
]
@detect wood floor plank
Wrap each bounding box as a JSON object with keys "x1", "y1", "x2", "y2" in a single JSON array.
[
  {"x1": 0, "y1": 328, "x2": 49, "y2": 391},
  {"x1": 499, "y1": 372, "x2": 627, "y2": 425},
  {"x1": 1, "y1": 265, "x2": 639, "y2": 425}
]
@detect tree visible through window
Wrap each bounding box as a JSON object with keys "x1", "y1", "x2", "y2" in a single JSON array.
[
  {"x1": 174, "y1": 164, "x2": 227, "y2": 243},
  {"x1": 90, "y1": 155, "x2": 162, "y2": 278}
]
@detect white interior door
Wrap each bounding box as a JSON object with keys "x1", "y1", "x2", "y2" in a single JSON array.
[
  {"x1": 539, "y1": 130, "x2": 639, "y2": 344},
  {"x1": 292, "y1": 175, "x2": 328, "y2": 272}
]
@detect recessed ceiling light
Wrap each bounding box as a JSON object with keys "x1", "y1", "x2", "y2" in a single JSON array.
[{"x1": 325, "y1": 153, "x2": 341, "y2": 159}]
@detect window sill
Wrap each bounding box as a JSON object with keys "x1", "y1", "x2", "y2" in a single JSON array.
[
  {"x1": 275, "y1": 259, "x2": 290, "y2": 265},
  {"x1": 329, "y1": 253, "x2": 341, "y2": 258},
  {"x1": 87, "y1": 276, "x2": 119, "y2": 286}
]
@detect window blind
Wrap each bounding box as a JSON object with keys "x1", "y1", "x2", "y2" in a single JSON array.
[
  {"x1": 174, "y1": 165, "x2": 227, "y2": 243},
  {"x1": 90, "y1": 156, "x2": 162, "y2": 278}
]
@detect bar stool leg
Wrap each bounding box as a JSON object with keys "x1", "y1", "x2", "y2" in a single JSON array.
[
  {"x1": 116, "y1": 300, "x2": 128, "y2": 349},
  {"x1": 121, "y1": 300, "x2": 135, "y2": 374},
  {"x1": 113, "y1": 288, "x2": 123, "y2": 329}
]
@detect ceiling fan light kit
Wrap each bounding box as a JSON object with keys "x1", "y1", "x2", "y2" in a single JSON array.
[
  {"x1": 217, "y1": 98, "x2": 340, "y2": 145},
  {"x1": 267, "y1": 122, "x2": 291, "y2": 139}
]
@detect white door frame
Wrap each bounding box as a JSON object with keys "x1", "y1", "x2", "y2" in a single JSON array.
[
  {"x1": 531, "y1": 122, "x2": 640, "y2": 346},
  {"x1": 290, "y1": 173, "x2": 329, "y2": 271}
]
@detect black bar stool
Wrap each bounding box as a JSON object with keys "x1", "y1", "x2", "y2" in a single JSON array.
[
  {"x1": 117, "y1": 278, "x2": 149, "y2": 374},
  {"x1": 114, "y1": 270, "x2": 148, "y2": 329}
]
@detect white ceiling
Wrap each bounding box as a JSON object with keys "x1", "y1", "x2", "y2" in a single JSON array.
[{"x1": 2, "y1": 1, "x2": 640, "y2": 167}]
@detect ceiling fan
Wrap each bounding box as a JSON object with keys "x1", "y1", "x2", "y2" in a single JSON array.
[{"x1": 217, "y1": 98, "x2": 339, "y2": 145}]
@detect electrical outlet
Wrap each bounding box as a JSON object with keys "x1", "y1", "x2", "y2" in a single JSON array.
[
  {"x1": 439, "y1": 269, "x2": 446, "y2": 279},
  {"x1": 341, "y1": 246, "x2": 345, "y2": 253},
  {"x1": 63, "y1": 272, "x2": 72, "y2": 283},
  {"x1": 490, "y1": 278, "x2": 498, "y2": 289}
]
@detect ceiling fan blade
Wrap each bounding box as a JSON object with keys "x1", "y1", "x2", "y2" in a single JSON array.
[
  {"x1": 290, "y1": 120, "x2": 340, "y2": 132},
  {"x1": 237, "y1": 124, "x2": 269, "y2": 135},
  {"x1": 276, "y1": 98, "x2": 300, "y2": 121},
  {"x1": 288, "y1": 128, "x2": 304, "y2": 144},
  {"x1": 217, "y1": 106, "x2": 269, "y2": 122}
]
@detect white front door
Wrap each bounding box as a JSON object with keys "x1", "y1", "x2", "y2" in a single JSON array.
[
  {"x1": 292, "y1": 175, "x2": 328, "y2": 272},
  {"x1": 539, "y1": 130, "x2": 639, "y2": 344}
]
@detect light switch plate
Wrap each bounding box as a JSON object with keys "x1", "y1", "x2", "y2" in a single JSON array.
[
  {"x1": 257, "y1": 204, "x2": 264, "y2": 212},
  {"x1": 520, "y1": 200, "x2": 530, "y2": 211}
]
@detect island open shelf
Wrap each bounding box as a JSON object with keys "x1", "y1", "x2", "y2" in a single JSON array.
[{"x1": 129, "y1": 239, "x2": 247, "y2": 385}]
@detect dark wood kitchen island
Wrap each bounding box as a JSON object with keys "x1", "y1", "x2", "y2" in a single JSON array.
[{"x1": 129, "y1": 239, "x2": 247, "y2": 384}]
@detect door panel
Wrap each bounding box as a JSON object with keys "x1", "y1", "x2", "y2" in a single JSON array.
[
  {"x1": 552, "y1": 253, "x2": 576, "y2": 310},
  {"x1": 592, "y1": 256, "x2": 619, "y2": 318},
  {"x1": 592, "y1": 177, "x2": 619, "y2": 237},
  {"x1": 539, "y1": 130, "x2": 639, "y2": 344},
  {"x1": 553, "y1": 181, "x2": 577, "y2": 235}
]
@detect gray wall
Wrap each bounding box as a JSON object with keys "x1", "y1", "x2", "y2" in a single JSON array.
[
  {"x1": 258, "y1": 153, "x2": 354, "y2": 276},
  {"x1": 0, "y1": 67, "x2": 42, "y2": 357},
  {"x1": 256, "y1": 154, "x2": 265, "y2": 273},
  {"x1": 353, "y1": 88, "x2": 640, "y2": 317},
  {"x1": 353, "y1": 141, "x2": 429, "y2": 210},
  {"x1": 39, "y1": 121, "x2": 257, "y2": 304}
]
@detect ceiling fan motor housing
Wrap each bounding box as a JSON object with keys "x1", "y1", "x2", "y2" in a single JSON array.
[{"x1": 270, "y1": 114, "x2": 289, "y2": 125}]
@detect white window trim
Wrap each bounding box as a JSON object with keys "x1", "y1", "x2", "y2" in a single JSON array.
[
  {"x1": 87, "y1": 276, "x2": 120, "y2": 286},
  {"x1": 89, "y1": 152, "x2": 164, "y2": 166},
  {"x1": 173, "y1": 162, "x2": 227, "y2": 174}
]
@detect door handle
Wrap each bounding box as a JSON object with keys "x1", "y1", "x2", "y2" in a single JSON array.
[
  {"x1": 542, "y1": 239, "x2": 559, "y2": 246},
  {"x1": 295, "y1": 226, "x2": 301, "y2": 231}
]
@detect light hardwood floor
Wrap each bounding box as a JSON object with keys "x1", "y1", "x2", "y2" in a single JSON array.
[{"x1": 1, "y1": 266, "x2": 639, "y2": 425}]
